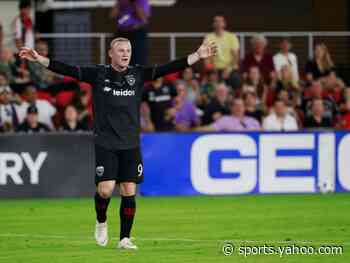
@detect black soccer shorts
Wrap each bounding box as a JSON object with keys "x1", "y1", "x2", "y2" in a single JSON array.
[{"x1": 94, "y1": 144, "x2": 144, "y2": 185}]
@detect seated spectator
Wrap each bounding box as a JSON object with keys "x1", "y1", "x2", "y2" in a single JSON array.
[
  {"x1": 305, "y1": 43, "x2": 335, "y2": 82},
  {"x1": 302, "y1": 80, "x2": 337, "y2": 121},
  {"x1": 60, "y1": 104, "x2": 88, "y2": 132},
  {"x1": 321, "y1": 71, "x2": 345, "y2": 104},
  {"x1": 275, "y1": 65, "x2": 301, "y2": 93},
  {"x1": 242, "y1": 66, "x2": 267, "y2": 102},
  {"x1": 202, "y1": 82, "x2": 231, "y2": 125},
  {"x1": 21, "y1": 85, "x2": 57, "y2": 129},
  {"x1": 204, "y1": 15, "x2": 240, "y2": 89},
  {"x1": 263, "y1": 99, "x2": 298, "y2": 131},
  {"x1": 0, "y1": 47, "x2": 31, "y2": 92},
  {"x1": 72, "y1": 90, "x2": 92, "y2": 129},
  {"x1": 166, "y1": 81, "x2": 200, "y2": 131},
  {"x1": 241, "y1": 34, "x2": 275, "y2": 83},
  {"x1": 275, "y1": 89, "x2": 300, "y2": 118},
  {"x1": 0, "y1": 85, "x2": 19, "y2": 133},
  {"x1": 200, "y1": 69, "x2": 219, "y2": 104},
  {"x1": 28, "y1": 40, "x2": 64, "y2": 91},
  {"x1": 339, "y1": 99, "x2": 350, "y2": 129},
  {"x1": 304, "y1": 99, "x2": 332, "y2": 128},
  {"x1": 17, "y1": 104, "x2": 50, "y2": 133},
  {"x1": 197, "y1": 97, "x2": 260, "y2": 131},
  {"x1": 140, "y1": 102, "x2": 155, "y2": 132},
  {"x1": 13, "y1": 0, "x2": 34, "y2": 49},
  {"x1": 0, "y1": 21, "x2": 3, "y2": 57},
  {"x1": 275, "y1": 65, "x2": 301, "y2": 108},
  {"x1": 273, "y1": 38, "x2": 299, "y2": 83},
  {"x1": 339, "y1": 87, "x2": 350, "y2": 113},
  {"x1": 142, "y1": 77, "x2": 176, "y2": 131},
  {"x1": 181, "y1": 67, "x2": 200, "y2": 104},
  {"x1": 243, "y1": 91, "x2": 264, "y2": 123}
]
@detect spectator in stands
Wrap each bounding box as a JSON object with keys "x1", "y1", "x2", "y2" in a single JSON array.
[
  {"x1": 200, "y1": 69, "x2": 219, "y2": 105},
  {"x1": 0, "y1": 21, "x2": 3, "y2": 58},
  {"x1": 166, "y1": 81, "x2": 200, "y2": 131},
  {"x1": 241, "y1": 34, "x2": 275, "y2": 83},
  {"x1": 111, "y1": 0, "x2": 151, "y2": 65},
  {"x1": 13, "y1": 0, "x2": 34, "y2": 49},
  {"x1": 17, "y1": 104, "x2": 50, "y2": 133},
  {"x1": 321, "y1": 71, "x2": 345, "y2": 104},
  {"x1": 275, "y1": 89, "x2": 300, "y2": 118},
  {"x1": 339, "y1": 98, "x2": 350, "y2": 129},
  {"x1": 142, "y1": 77, "x2": 176, "y2": 131},
  {"x1": 0, "y1": 47, "x2": 31, "y2": 92},
  {"x1": 274, "y1": 65, "x2": 302, "y2": 110},
  {"x1": 275, "y1": 65, "x2": 300, "y2": 93},
  {"x1": 22, "y1": 85, "x2": 57, "y2": 129},
  {"x1": 201, "y1": 82, "x2": 231, "y2": 125},
  {"x1": 204, "y1": 15, "x2": 240, "y2": 89},
  {"x1": 140, "y1": 102, "x2": 154, "y2": 132},
  {"x1": 28, "y1": 40, "x2": 63, "y2": 91},
  {"x1": 60, "y1": 104, "x2": 88, "y2": 132},
  {"x1": 302, "y1": 80, "x2": 337, "y2": 121},
  {"x1": 0, "y1": 82, "x2": 19, "y2": 133},
  {"x1": 72, "y1": 90, "x2": 92, "y2": 129},
  {"x1": 339, "y1": 87, "x2": 350, "y2": 113},
  {"x1": 273, "y1": 38, "x2": 299, "y2": 83},
  {"x1": 181, "y1": 67, "x2": 200, "y2": 104},
  {"x1": 304, "y1": 99, "x2": 332, "y2": 128},
  {"x1": 305, "y1": 43, "x2": 335, "y2": 82},
  {"x1": 242, "y1": 66, "x2": 267, "y2": 103},
  {"x1": 243, "y1": 91, "x2": 264, "y2": 123},
  {"x1": 197, "y1": 97, "x2": 260, "y2": 131},
  {"x1": 263, "y1": 99, "x2": 298, "y2": 131}
]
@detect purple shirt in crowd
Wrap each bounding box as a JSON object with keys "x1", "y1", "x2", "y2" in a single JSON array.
[
  {"x1": 174, "y1": 100, "x2": 199, "y2": 128},
  {"x1": 211, "y1": 115, "x2": 261, "y2": 131},
  {"x1": 117, "y1": 0, "x2": 151, "y2": 29}
]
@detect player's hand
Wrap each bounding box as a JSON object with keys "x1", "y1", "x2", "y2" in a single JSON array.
[
  {"x1": 196, "y1": 41, "x2": 218, "y2": 59},
  {"x1": 19, "y1": 47, "x2": 40, "y2": 62}
]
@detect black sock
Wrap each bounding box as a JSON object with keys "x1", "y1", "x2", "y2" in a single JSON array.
[
  {"x1": 94, "y1": 193, "x2": 111, "y2": 223},
  {"x1": 119, "y1": 195, "x2": 136, "y2": 240}
]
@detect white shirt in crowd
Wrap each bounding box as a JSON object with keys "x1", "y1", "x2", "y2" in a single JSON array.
[
  {"x1": 263, "y1": 113, "x2": 298, "y2": 131},
  {"x1": 13, "y1": 16, "x2": 34, "y2": 48},
  {"x1": 273, "y1": 52, "x2": 299, "y2": 82},
  {"x1": 0, "y1": 104, "x2": 16, "y2": 125},
  {"x1": 15, "y1": 100, "x2": 56, "y2": 129}
]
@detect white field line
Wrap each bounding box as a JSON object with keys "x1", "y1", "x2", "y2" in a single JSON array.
[{"x1": 0, "y1": 233, "x2": 349, "y2": 246}]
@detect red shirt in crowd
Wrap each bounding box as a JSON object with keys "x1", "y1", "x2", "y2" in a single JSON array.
[
  {"x1": 340, "y1": 113, "x2": 350, "y2": 129},
  {"x1": 241, "y1": 53, "x2": 275, "y2": 82}
]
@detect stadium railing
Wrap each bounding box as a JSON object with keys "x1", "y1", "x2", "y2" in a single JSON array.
[{"x1": 35, "y1": 32, "x2": 349, "y2": 73}]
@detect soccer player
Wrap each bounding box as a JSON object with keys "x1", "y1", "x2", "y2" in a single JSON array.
[{"x1": 19, "y1": 38, "x2": 217, "y2": 250}]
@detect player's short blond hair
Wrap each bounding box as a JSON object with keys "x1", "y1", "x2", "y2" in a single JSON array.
[{"x1": 110, "y1": 37, "x2": 131, "y2": 49}]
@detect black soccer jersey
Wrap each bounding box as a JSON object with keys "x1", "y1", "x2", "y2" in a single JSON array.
[{"x1": 48, "y1": 58, "x2": 189, "y2": 150}]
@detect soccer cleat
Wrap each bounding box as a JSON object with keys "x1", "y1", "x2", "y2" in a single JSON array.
[
  {"x1": 117, "y1": 237, "x2": 138, "y2": 250},
  {"x1": 94, "y1": 221, "x2": 108, "y2": 247}
]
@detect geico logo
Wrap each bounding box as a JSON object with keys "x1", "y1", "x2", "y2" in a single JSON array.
[
  {"x1": 0, "y1": 152, "x2": 48, "y2": 185},
  {"x1": 113, "y1": 89, "x2": 135, "y2": 96},
  {"x1": 190, "y1": 134, "x2": 350, "y2": 195}
]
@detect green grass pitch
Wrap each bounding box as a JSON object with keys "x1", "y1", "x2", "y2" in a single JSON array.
[{"x1": 0, "y1": 194, "x2": 349, "y2": 263}]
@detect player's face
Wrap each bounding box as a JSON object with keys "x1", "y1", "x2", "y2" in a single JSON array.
[{"x1": 110, "y1": 42, "x2": 132, "y2": 68}]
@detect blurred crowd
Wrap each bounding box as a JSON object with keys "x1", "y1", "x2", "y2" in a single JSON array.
[{"x1": 1, "y1": 3, "x2": 350, "y2": 134}]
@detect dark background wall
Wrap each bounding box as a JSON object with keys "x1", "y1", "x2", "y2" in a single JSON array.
[{"x1": 91, "y1": 0, "x2": 348, "y2": 33}]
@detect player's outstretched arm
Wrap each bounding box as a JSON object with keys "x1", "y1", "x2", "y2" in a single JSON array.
[
  {"x1": 19, "y1": 47, "x2": 96, "y2": 83},
  {"x1": 144, "y1": 41, "x2": 218, "y2": 81}
]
